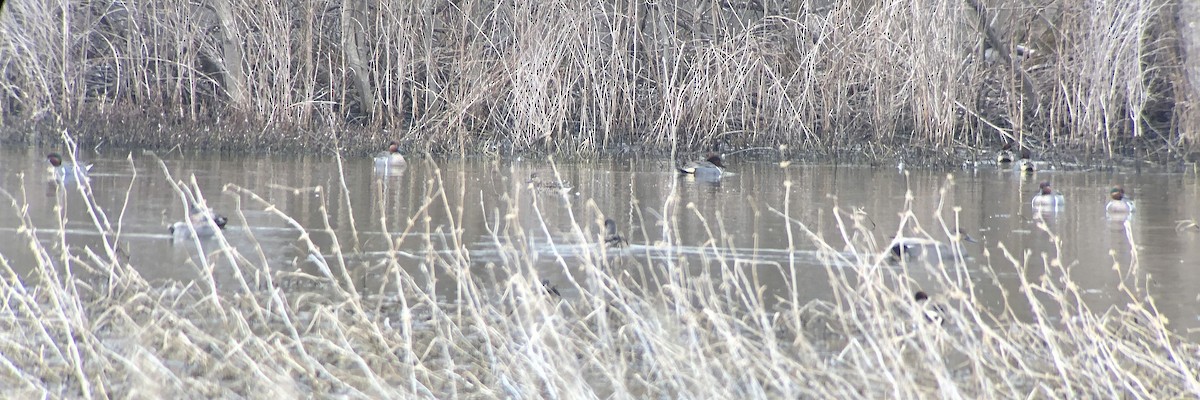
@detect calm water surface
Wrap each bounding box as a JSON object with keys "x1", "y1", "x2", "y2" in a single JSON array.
[{"x1": 2, "y1": 145, "x2": 1199, "y2": 332}]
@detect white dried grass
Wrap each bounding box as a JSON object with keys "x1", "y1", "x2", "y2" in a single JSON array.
[{"x1": 0, "y1": 152, "x2": 1193, "y2": 399}]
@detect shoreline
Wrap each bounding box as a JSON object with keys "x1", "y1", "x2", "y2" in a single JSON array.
[{"x1": 1, "y1": 115, "x2": 1192, "y2": 171}]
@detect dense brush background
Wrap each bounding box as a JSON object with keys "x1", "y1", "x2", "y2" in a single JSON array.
[{"x1": 0, "y1": 0, "x2": 1194, "y2": 158}]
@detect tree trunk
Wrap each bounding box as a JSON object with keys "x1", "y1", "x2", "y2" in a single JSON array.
[
  {"x1": 209, "y1": 0, "x2": 247, "y2": 108},
  {"x1": 341, "y1": 0, "x2": 374, "y2": 120},
  {"x1": 1178, "y1": 0, "x2": 1200, "y2": 145}
]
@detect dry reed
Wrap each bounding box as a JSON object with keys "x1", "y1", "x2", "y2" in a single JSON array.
[
  {"x1": 0, "y1": 0, "x2": 1191, "y2": 158},
  {"x1": 0, "y1": 151, "x2": 1193, "y2": 398}
]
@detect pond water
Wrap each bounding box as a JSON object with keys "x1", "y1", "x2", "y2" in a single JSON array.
[{"x1": 2, "y1": 144, "x2": 1199, "y2": 333}]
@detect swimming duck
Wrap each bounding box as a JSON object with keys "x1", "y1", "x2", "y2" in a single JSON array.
[
  {"x1": 373, "y1": 141, "x2": 406, "y2": 167},
  {"x1": 168, "y1": 205, "x2": 229, "y2": 240},
  {"x1": 603, "y1": 218, "x2": 626, "y2": 246},
  {"x1": 1014, "y1": 158, "x2": 1041, "y2": 173},
  {"x1": 996, "y1": 142, "x2": 1031, "y2": 164},
  {"x1": 1031, "y1": 181, "x2": 1065, "y2": 209},
  {"x1": 46, "y1": 153, "x2": 93, "y2": 183},
  {"x1": 1105, "y1": 186, "x2": 1134, "y2": 215},
  {"x1": 888, "y1": 230, "x2": 977, "y2": 263},
  {"x1": 1013, "y1": 156, "x2": 1052, "y2": 174},
  {"x1": 1000, "y1": 145, "x2": 1045, "y2": 173},
  {"x1": 541, "y1": 280, "x2": 562, "y2": 298},
  {"x1": 677, "y1": 152, "x2": 725, "y2": 178},
  {"x1": 914, "y1": 291, "x2": 946, "y2": 326},
  {"x1": 527, "y1": 172, "x2": 572, "y2": 191}
]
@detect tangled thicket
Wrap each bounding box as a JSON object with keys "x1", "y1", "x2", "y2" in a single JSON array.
[{"x1": 0, "y1": 0, "x2": 1191, "y2": 157}]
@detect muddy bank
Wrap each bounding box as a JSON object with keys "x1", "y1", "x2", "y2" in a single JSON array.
[{"x1": 2, "y1": 113, "x2": 1194, "y2": 171}]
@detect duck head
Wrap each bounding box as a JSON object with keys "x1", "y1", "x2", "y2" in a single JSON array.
[
  {"x1": 47, "y1": 153, "x2": 63, "y2": 167},
  {"x1": 387, "y1": 141, "x2": 400, "y2": 154},
  {"x1": 705, "y1": 152, "x2": 725, "y2": 168},
  {"x1": 604, "y1": 218, "x2": 618, "y2": 236},
  {"x1": 914, "y1": 291, "x2": 930, "y2": 302},
  {"x1": 1038, "y1": 181, "x2": 1053, "y2": 195},
  {"x1": 1110, "y1": 186, "x2": 1125, "y2": 201}
]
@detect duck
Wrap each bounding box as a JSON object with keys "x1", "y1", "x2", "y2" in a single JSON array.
[
  {"x1": 996, "y1": 150, "x2": 1014, "y2": 164},
  {"x1": 996, "y1": 142, "x2": 1031, "y2": 164},
  {"x1": 603, "y1": 218, "x2": 626, "y2": 246},
  {"x1": 887, "y1": 229, "x2": 977, "y2": 263},
  {"x1": 168, "y1": 204, "x2": 229, "y2": 240},
  {"x1": 541, "y1": 280, "x2": 562, "y2": 298},
  {"x1": 1014, "y1": 158, "x2": 1039, "y2": 173},
  {"x1": 677, "y1": 152, "x2": 725, "y2": 178},
  {"x1": 999, "y1": 145, "x2": 1045, "y2": 173},
  {"x1": 914, "y1": 291, "x2": 946, "y2": 326},
  {"x1": 46, "y1": 153, "x2": 93, "y2": 183},
  {"x1": 527, "y1": 172, "x2": 572, "y2": 191},
  {"x1": 1105, "y1": 186, "x2": 1135, "y2": 215},
  {"x1": 1031, "y1": 181, "x2": 1065, "y2": 209},
  {"x1": 1013, "y1": 155, "x2": 1052, "y2": 174},
  {"x1": 373, "y1": 141, "x2": 406, "y2": 167}
]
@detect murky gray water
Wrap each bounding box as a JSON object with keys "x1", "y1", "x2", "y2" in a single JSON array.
[{"x1": 3, "y1": 145, "x2": 1199, "y2": 331}]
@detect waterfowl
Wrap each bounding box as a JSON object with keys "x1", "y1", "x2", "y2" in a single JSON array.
[
  {"x1": 1014, "y1": 158, "x2": 1038, "y2": 173},
  {"x1": 373, "y1": 141, "x2": 406, "y2": 167},
  {"x1": 168, "y1": 205, "x2": 229, "y2": 240},
  {"x1": 527, "y1": 172, "x2": 572, "y2": 191},
  {"x1": 603, "y1": 218, "x2": 626, "y2": 246},
  {"x1": 1031, "y1": 181, "x2": 1065, "y2": 209},
  {"x1": 996, "y1": 150, "x2": 1014, "y2": 164},
  {"x1": 996, "y1": 142, "x2": 1030, "y2": 164},
  {"x1": 888, "y1": 230, "x2": 977, "y2": 263},
  {"x1": 677, "y1": 152, "x2": 725, "y2": 178},
  {"x1": 46, "y1": 153, "x2": 93, "y2": 183},
  {"x1": 541, "y1": 280, "x2": 562, "y2": 298},
  {"x1": 914, "y1": 291, "x2": 946, "y2": 326},
  {"x1": 1105, "y1": 186, "x2": 1134, "y2": 215},
  {"x1": 999, "y1": 145, "x2": 1043, "y2": 173}
]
